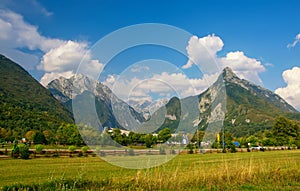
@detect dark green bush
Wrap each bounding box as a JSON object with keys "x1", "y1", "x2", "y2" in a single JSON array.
[
  {"x1": 68, "y1": 145, "x2": 76, "y2": 157},
  {"x1": 81, "y1": 146, "x2": 88, "y2": 157},
  {"x1": 33, "y1": 131, "x2": 47, "y2": 144},
  {"x1": 230, "y1": 144, "x2": 237, "y2": 153},
  {"x1": 68, "y1": 146, "x2": 76, "y2": 153},
  {"x1": 35, "y1": 144, "x2": 44, "y2": 154},
  {"x1": 11, "y1": 140, "x2": 19, "y2": 158},
  {"x1": 78, "y1": 151, "x2": 83, "y2": 157},
  {"x1": 18, "y1": 144, "x2": 30, "y2": 159},
  {"x1": 186, "y1": 143, "x2": 194, "y2": 154}
]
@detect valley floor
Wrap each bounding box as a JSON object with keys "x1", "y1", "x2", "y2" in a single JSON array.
[{"x1": 0, "y1": 150, "x2": 299, "y2": 190}]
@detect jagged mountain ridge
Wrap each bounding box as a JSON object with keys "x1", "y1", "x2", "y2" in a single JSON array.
[
  {"x1": 47, "y1": 75, "x2": 145, "y2": 129},
  {"x1": 47, "y1": 67, "x2": 300, "y2": 137},
  {"x1": 48, "y1": 74, "x2": 113, "y2": 103},
  {"x1": 128, "y1": 98, "x2": 169, "y2": 120}
]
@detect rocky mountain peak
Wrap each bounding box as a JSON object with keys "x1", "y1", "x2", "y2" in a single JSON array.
[
  {"x1": 47, "y1": 73, "x2": 146, "y2": 129},
  {"x1": 47, "y1": 74, "x2": 111, "y2": 102},
  {"x1": 222, "y1": 67, "x2": 239, "y2": 82}
]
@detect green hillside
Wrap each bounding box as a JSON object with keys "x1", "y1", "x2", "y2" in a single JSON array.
[
  {"x1": 221, "y1": 68, "x2": 300, "y2": 137},
  {"x1": 0, "y1": 54, "x2": 73, "y2": 141}
]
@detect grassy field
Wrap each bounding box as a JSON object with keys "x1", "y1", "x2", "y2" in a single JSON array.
[{"x1": 0, "y1": 150, "x2": 299, "y2": 190}]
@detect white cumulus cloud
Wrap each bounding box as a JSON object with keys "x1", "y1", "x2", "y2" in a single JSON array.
[
  {"x1": 105, "y1": 72, "x2": 215, "y2": 103},
  {"x1": 275, "y1": 67, "x2": 300, "y2": 110},
  {"x1": 0, "y1": 9, "x2": 63, "y2": 51},
  {"x1": 0, "y1": 9, "x2": 63, "y2": 69},
  {"x1": 37, "y1": 40, "x2": 104, "y2": 84},
  {"x1": 182, "y1": 34, "x2": 223, "y2": 73},
  {"x1": 0, "y1": 9, "x2": 103, "y2": 86},
  {"x1": 38, "y1": 41, "x2": 88, "y2": 72},
  {"x1": 183, "y1": 34, "x2": 266, "y2": 84},
  {"x1": 220, "y1": 51, "x2": 265, "y2": 84},
  {"x1": 287, "y1": 33, "x2": 300, "y2": 48},
  {"x1": 37, "y1": 40, "x2": 103, "y2": 85}
]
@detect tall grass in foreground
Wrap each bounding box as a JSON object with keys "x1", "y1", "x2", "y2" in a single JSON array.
[
  {"x1": 0, "y1": 151, "x2": 299, "y2": 190},
  {"x1": 129, "y1": 154, "x2": 299, "y2": 190}
]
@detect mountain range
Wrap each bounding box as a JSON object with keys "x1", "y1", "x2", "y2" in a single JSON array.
[
  {"x1": 48, "y1": 65, "x2": 300, "y2": 137},
  {"x1": 47, "y1": 74, "x2": 145, "y2": 130},
  {"x1": 1, "y1": 54, "x2": 299, "y2": 138}
]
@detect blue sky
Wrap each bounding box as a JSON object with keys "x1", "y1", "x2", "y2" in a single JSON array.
[{"x1": 0, "y1": 0, "x2": 300, "y2": 109}]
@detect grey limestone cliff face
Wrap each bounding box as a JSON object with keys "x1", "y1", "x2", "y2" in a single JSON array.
[{"x1": 47, "y1": 74, "x2": 145, "y2": 129}]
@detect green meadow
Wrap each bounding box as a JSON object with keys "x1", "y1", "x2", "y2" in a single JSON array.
[{"x1": 0, "y1": 150, "x2": 299, "y2": 190}]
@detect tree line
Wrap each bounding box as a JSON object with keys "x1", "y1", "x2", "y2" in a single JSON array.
[
  {"x1": 1, "y1": 116, "x2": 299, "y2": 148},
  {"x1": 209, "y1": 116, "x2": 300, "y2": 149}
]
